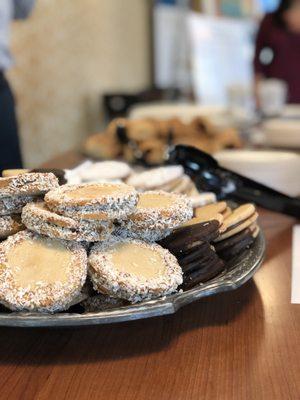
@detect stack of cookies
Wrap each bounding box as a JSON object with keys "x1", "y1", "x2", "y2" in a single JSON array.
[
  {"x1": 0, "y1": 169, "x2": 260, "y2": 313},
  {"x1": 0, "y1": 172, "x2": 59, "y2": 241},
  {"x1": 0, "y1": 178, "x2": 195, "y2": 312},
  {"x1": 126, "y1": 165, "x2": 216, "y2": 208}
]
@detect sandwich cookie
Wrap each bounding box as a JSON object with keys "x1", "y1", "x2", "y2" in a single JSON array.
[
  {"x1": 22, "y1": 202, "x2": 112, "y2": 242},
  {"x1": 158, "y1": 222, "x2": 224, "y2": 290},
  {"x1": 89, "y1": 238, "x2": 182, "y2": 303},
  {"x1": 0, "y1": 195, "x2": 39, "y2": 216},
  {"x1": 214, "y1": 204, "x2": 258, "y2": 242},
  {"x1": 0, "y1": 173, "x2": 59, "y2": 198},
  {"x1": 0, "y1": 231, "x2": 87, "y2": 312},
  {"x1": 115, "y1": 191, "x2": 193, "y2": 241},
  {"x1": 189, "y1": 192, "x2": 217, "y2": 208},
  {"x1": 214, "y1": 223, "x2": 260, "y2": 260},
  {"x1": 80, "y1": 161, "x2": 132, "y2": 182},
  {"x1": 126, "y1": 165, "x2": 184, "y2": 191},
  {"x1": 45, "y1": 182, "x2": 138, "y2": 220},
  {"x1": 0, "y1": 215, "x2": 24, "y2": 239}
]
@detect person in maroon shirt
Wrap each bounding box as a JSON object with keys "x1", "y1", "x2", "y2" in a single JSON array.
[{"x1": 254, "y1": 0, "x2": 300, "y2": 103}]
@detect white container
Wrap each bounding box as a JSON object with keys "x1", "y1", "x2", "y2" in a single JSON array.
[
  {"x1": 215, "y1": 150, "x2": 300, "y2": 197},
  {"x1": 263, "y1": 119, "x2": 300, "y2": 149}
]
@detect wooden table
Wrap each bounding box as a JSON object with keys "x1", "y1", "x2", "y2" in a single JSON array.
[{"x1": 0, "y1": 153, "x2": 299, "y2": 400}]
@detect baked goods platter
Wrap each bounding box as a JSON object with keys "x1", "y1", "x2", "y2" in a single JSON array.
[{"x1": 0, "y1": 156, "x2": 265, "y2": 327}]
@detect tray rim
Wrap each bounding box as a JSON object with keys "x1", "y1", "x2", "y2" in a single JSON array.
[{"x1": 0, "y1": 231, "x2": 266, "y2": 328}]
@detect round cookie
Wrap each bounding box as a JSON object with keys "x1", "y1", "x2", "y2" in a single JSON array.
[
  {"x1": 45, "y1": 183, "x2": 138, "y2": 220},
  {"x1": 182, "y1": 213, "x2": 224, "y2": 227},
  {"x1": 0, "y1": 173, "x2": 59, "y2": 198},
  {"x1": 115, "y1": 191, "x2": 193, "y2": 241},
  {"x1": 190, "y1": 192, "x2": 217, "y2": 208},
  {"x1": 195, "y1": 201, "x2": 227, "y2": 218},
  {"x1": 22, "y1": 202, "x2": 112, "y2": 242},
  {"x1": 214, "y1": 203, "x2": 257, "y2": 241},
  {"x1": 126, "y1": 165, "x2": 184, "y2": 191},
  {"x1": 0, "y1": 231, "x2": 87, "y2": 312},
  {"x1": 89, "y1": 238, "x2": 182, "y2": 303},
  {"x1": 80, "y1": 161, "x2": 132, "y2": 182},
  {"x1": 0, "y1": 215, "x2": 24, "y2": 239},
  {"x1": 0, "y1": 195, "x2": 39, "y2": 216}
]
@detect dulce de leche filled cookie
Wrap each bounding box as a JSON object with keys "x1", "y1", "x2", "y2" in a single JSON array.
[
  {"x1": 89, "y1": 238, "x2": 183, "y2": 303},
  {"x1": 0, "y1": 231, "x2": 87, "y2": 312},
  {"x1": 22, "y1": 202, "x2": 112, "y2": 242},
  {"x1": 0, "y1": 215, "x2": 24, "y2": 240},
  {"x1": 115, "y1": 191, "x2": 193, "y2": 241},
  {"x1": 0, "y1": 173, "x2": 59, "y2": 198},
  {"x1": 45, "y1": 182, "x2": 138, "y2": 220}
]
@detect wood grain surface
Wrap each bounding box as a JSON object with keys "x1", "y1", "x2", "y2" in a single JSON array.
[{"x1": 0, "y1": 154, "x2": 299, "y2": 400}]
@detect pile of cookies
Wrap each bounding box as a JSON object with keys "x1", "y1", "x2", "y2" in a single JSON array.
[
  {"x1": 0, "y1": 170, "x2": 259, "y2": 314},
  {"x1": 0, "y1": 172, "x2": 59, "y2": 241},
  {"x1": 126, "y1": 165, "x2": 216, "y2": 208},
  {"x1": 83, "y1": 117, "x2": 242, "y2": 166}
]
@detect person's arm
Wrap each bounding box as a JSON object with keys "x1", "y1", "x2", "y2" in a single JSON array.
[{"x1": 13, "y1": 0, "x2": 36, "y2": 20}]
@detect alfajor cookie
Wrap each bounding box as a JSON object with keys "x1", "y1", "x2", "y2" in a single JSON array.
[
  {"x1": 45, "y1": 182, "x2": 138, "y2": 220},
  {"x1": 0, "y1": 215, "x2": 24, "y2": 239},
  {"x1": 126, "y1": 165, "x2": 184, "y2": 191},
  {"x1": 0, "y1": 195, "x2": 39, "y2": 216},
  {"x1": 89, "y1": 238, "x2": 182, "y2": 303},
  {"x1": 0, "y1": 173, "x2": 59, "y2": 198},
  {"x1": 22, "y1": 202, "x2": 112, "y2": 242},
  {"x1": 115, "y1": 191, "x2": 193, "y2": 241},
  {"x1": 0, "y1": 231, "x2": 87, "y2": 312}
]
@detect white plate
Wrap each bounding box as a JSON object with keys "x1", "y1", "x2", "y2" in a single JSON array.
[
  {"x1": 262, "y1": 119, "x2": 300, "y2": 149},
  {"x1": 215, "y1": 150, "x2": 300, "y2": 197}
]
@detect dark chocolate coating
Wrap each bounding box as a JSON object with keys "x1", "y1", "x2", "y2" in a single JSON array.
[
  {"x1": 214, "y1": 228, "x2": 252, "y2": 252},
  {"x1": 159, "y1": 220, "x2": 220, "y2": 252},
  {"x1": 217, "y1": 235, "x2": 254, "y2": 261},
  {"x1": 181, "y1": 258, "x2": 225, "y2": 290}
]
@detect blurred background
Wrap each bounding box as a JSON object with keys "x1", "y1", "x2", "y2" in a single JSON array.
[{"x1": 3, "y1": 0, "x2": 300, "y2": 196}]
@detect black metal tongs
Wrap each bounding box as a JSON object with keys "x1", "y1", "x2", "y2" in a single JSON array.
[{"x1": 168, "y1": 145, "x2": 300, "y2": 218}]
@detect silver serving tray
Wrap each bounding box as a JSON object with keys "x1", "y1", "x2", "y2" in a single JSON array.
[{"x1": 0, "y1": 232, "x2": 265, "y2": 328}]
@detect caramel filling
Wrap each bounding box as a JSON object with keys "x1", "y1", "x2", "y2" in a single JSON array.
[
  {"x1": 137, "y1": 193, "x2": 174, "y2": 209},
  {"x1": 111, "y1": 243, "x2": 166, "y2": 279},
  {"x1": 7, "y1": 237, "x2": 71, "y2": 287},
  {"x1": 65, "y1": 185, "x2": 124, "y2": 200}
]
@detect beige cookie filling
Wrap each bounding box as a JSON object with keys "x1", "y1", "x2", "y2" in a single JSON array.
[
  {"x1": 111, "y1": 242, "x2": 166, "y2": 279},
  {"x1": 65, "y1": 185, "x2": 124, "y2": 200},
  {"x1": 137, "y1": 193, "x2": 174, "y2": 209},
  {"x1": 7, "y1": 237, "x2": 70, "y2": 287}
]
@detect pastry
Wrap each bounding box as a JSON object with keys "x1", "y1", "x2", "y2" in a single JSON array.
[
  {"x1": 214, "y1": 204, "x2": 258, "y2": 242},
  {"x1": 158, "y1": 221, "x2": 224, "y2": 290},
  {"x1": 45, "y1": 182, "x2": 138, "y2": 220},
  {"x1": 0, "y1": 215, "x2": 24, "y2": 239},
  {"x1": 0, "y1": 172, "x2": 59, "y2": 198},
  {"x1": 159, "y1": 220, "x2": 220, "y2": 254},
  {"x1": 127, "y1": 165, "x2": 184, "y2": 191},
  {"x1": 89, "y1": 238, "x2": 182, "y2": 303},
  {"x1": 115, "y1": 191, "x2": 193, "y2": 241},
  {"x1": 0, "y1": 231, "x2": 87, "y2": 312},
  {"x1": 0, "y1": 195, "x2": 39, "y2": 216},
  {"x1": 80, "y1": 161, "x2": 132, "y2": 183},
  {"x1": 189, "y1": 192, "x2": 217, "y2": 208},
  {"x1": 2, "y1": 169, "x2": 30, "y2": 177},
  {"x1": 83, "y1": 132, "x2": 122, "y2": 160},
  {"x1": 22, "y1": 202, "x2": 113, "y2": 242}
]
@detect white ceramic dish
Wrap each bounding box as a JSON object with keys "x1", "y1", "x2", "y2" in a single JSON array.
[
  {"x1": 262, "y1": 119, "x2": 300, "y2": 149},
  {"x1": 215, "y1": 150, "x2": 300, "y2": 197}
]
